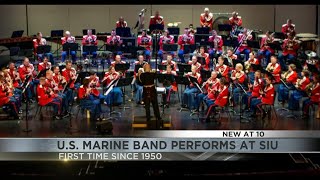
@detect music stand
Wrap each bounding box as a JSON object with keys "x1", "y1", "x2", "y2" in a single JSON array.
[
  {"x1": 83, "y1": 45, "x2": 98, "y2": 71},
  {"x1": 11, "y1": 30, "x2": 24, "y2": 38},
  {"x1": 149, "y1": 24, "x2": 164, "y2": 32},
  {"x1": 157, "y1": 64, "x2": 167, "y2": 71},
  {"x1": 189, "y1": 76, "x2": 202, "y2": 93},
  {"x1": 177, "y1": 63, "x2": 192, "y2": 73},
  {"x1": 37, "y1": 45, "x2": 51, "y2": 55},
  {"x1": 247, "y1": 40, "x2": 260, "y2": 49},
  {"x1": 22, "y1": 76, "x2": 32, "y2": 133},
  {"x1": 175, "y1": 75, "x2": 190, "y2": 111},
  {"x1": 195, "y1": 34, "x2": 210, "y2": 47},
  {"x1": 163, "y1": 44, "x2": 178, "y2": 52},
  {"x1": 273, "y1": 32, "x2": 285, "y2": 40},
  {"x1": 200, "y1": 69, "x2": 211, "y2": 82},
  {"x1": 63, "y1": 43, "x2": 78, "y2": 60},
  {"x1": 307, "y1": 64, "x2": 319, "y2": 74},
  {"x1": 251, "y1": 64, "x2": 262, "y2": 71},
  {"x1": 196, "y1": 27, "x2": 210, "y2": 34},
  {"x1": 183, "y1": 44, "x2": 196, "y2": 54},
  {"x1": 218, "y1": 24, "x2": 232, "y2": 32},
  {"x1": 50, "y1": 30, "x2": 64, "y2": 57},
  {"x1": 168, "y1": 27, "x2": 179, "y2": 35},
  {"x1": 235, "y1": 82, "x2": 250, "y2": 123},
  {"x1": 116, "y1": 27, "x2": 131, "y2": 37},
  {"x1": 116, "y1": 77, "x2": 134, "y2": 110},
  {"x1": 104, "y1": 78, "x2": 121, "y2": 120}
]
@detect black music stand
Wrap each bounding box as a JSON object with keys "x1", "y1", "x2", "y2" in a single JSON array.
[
  {"x1": 117, "y1": 77, "x2": 134, "y2": 110},
  {"x1": 163, "y1": 44, "x2": 178, "y2": 52},
  {"x1": 157, "y1": 73, "x2": 175, "y2": 111},
  {"x1": 51, "y1": 30, "x2": 64, "y2": 57},
  {"x1": 37, "y1": 45, "x2": 51, "y2": 55},
  {"x1": 200, "y1": 69, "x2": 211, "y2": 82},
  {"x1": 168, "y1": 27, "x2": 179, "y2": 35},
  {"x1": 196, "y1": 27, "x2": 210, "y2": 34},
  {"x1": 183, "y1": 44, "x2": 196, "y2": 54},
  {"x1": 62, "y1": 43, "x2": 78, "y2": 60},
  {"x1": 247, "y1": 40, "x2": 260, "y2": 49},
  {"x1": 273, "y1": 32, "x2": 285, "y2": 40},
  {"x1": 218, "y1": 24, "x2": 232, "y2": 32},
  {"x1": 11, "y1": 30, "x2": 24, "y2": 38},
  {"x1": 149, "y1": 24, "x2": 164, "y2": 32},
  {"x1": 21, "y1": 75, "x2": 32, "y2": 133},
  {"x1": 277, "y1": 78, "x2": 293, "y2": 113},
  {"x1": 115, "y1": 63, "x2": 131, "y2": 108},
  {"x1": 235, "y1": 83, "x2": 250, "y2": 123},
  {"x1": 175, "y1": 76, "x2": 190, "y2": 110},
  {"x1": 116, "y1": 27, "x2": 131, "y2": 37},
  {"x1": 251, "y1": 64, "x2": 262, "y2": 71},
  {"x1": 83, "y1": 45, "x2": 98, "y2": 71},
  {"x1": 177, "y1": 63, "x2": 192, "y2": 73},
  {"x1": 195, "y1": 34, "x2": 210, "y2": 47},
  {"x1": 104, "y1": 78, "x2": 120, "y2": 120}
]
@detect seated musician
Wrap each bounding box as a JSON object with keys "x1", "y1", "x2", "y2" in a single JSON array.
[
  {"x1": 230, "y1": 63, "x2": 246, "y2": 106},
  {"x1": 181, "y1": 66, "x2": 202, "y2": 110},
  {"x1": 116, "y1": 16, "x2": 128, "y2": 28},
  {"x1": 111, "y1": 55, "x2": 126, "y2": 66},
  {"x1": 250, "y1": 76, "x2": 275, "y2": 118},
  {"x1": 161, "y1": 54, "x2": 177, "y2": 72},
  {"x1": 235, "y1": 28, "x2": 253, "y2": 61},
  {"x1": 82, "y1": 29, "x2": 98, "y2": 61},
  {"x1": 205, "y1": 77, "x2": 229, "y2": 122},
  {"x1": 215, "y1": 56, "x2": 230, "y2": 81},
  {"x1": 188, "y1": 55, "x2": 202, "y2": 73},
  {"x1": 158, "y1": 30, "x2": 175, "y2": 62},
  {"x1": 18, "y1": 57, "x2": 37, "y2": 102},
  {"x1": 258, "y1": 31, "x2": 275, "y2": 67},
  {"x1": 37, "y1": 77, "x2": 62, "y2": 120},
  {"x1": 135, "y1": 67, "x2": 144, "y2": 105},
  {"x1": 229, "y1": 11, "x2": 243, "y2": 36},
  {"x1": 7, "y1": 62, "x2": 21, "y2": 89},
  {"x1": 137, "y1": 30, "x2": 152, "y2": 61},
  {"x1": 278, "y1": 34, "x2": 299, "y2": 71},
  {"x1": 61, "y1": 60, "x2": 79, "y2": 106},
  {"x1": 78, "y1": 78, "x2": 102, "y2": 120},
  {"x1": 2, "y1": 67, "x2": 22, "y2": 108},
  {"x1": 244, "y1": 52, "x2": 260, "y2": 84},
  {"x1": 208, "y1": 30, "x2": 223, "y2": 60},
  {"x1": 102, "y1": 66, "x2": 123, "y2": 106},
  {"x1": 161, "y1": 65, "x2": 177, "y2": 107},
  {"x1": 225, "y1": 49, "x2": 238, "y2": 68},
  {"x1": 266, "y1": 56, "x2": 281, "y2": 83},
  {"x1": 288, "y1": 70, "x2": 311, "y2": 111},
  {"x1": 0, "y1": 75, "x2": 20, "y2": 119},
  {"x1": 38, "y1": 56, "x2": 52, "y2": 72},
  {"x1": 281, "y1": 19, "x2": 296, "y2": 38},
  {"x1": 178, "y1": 28, "x2": 195, "y2": 63},
  {"x1": 45, "y1": 70, "x2": 69, "y2": 117},
  {"x1": 302, "y1": 75, "x2": 320, "y2": 118},
  {"x1": 192, "y1": 71, "x2": 220, "y2": 113},
  {"x1": 106, "y1": 29, "x2": 122, "y2": 56},
  {"x1": 200, "y1": 7, "x2": 213, "y2": 31},
  {"x1": 196, "y1": 46, "x2": 210, "y2": 71},
  {"x1": 149, "y1": 11, "x2": 164, "y2": 29},
  {"x1": 242, "y1": 70, "x2": 264, "y2": 111},
  {"x1": 33, "y1": 32, "x2": 54, "y2": 64},
  {"x1": 61, "y1": 31, "x2": 77, "y2": 63},
  {"x1": 52, "y1": 66, "x2": 66, "y2": 92},
  {"x1": 277, "y1": 64, "x2": 298, "y2": 105},
  {"x1": 85, "y1": 71, "x2": 105, "y2": 101}
]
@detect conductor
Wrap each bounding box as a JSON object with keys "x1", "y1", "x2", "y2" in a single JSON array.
[{"x1": 138, "y1": 64, "x2": 162, "y2": 127}]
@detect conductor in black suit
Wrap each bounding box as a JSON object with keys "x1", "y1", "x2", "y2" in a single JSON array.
[{"x1": 138, "y1": 64, "x2": 162, "y2": 126}]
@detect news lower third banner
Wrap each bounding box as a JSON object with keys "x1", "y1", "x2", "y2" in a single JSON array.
[{"x1": 0, "y1": 130, "x2": 320, "y2": 161}]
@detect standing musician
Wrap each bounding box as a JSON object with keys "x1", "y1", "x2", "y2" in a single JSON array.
[
  {"x1": 277, "y1": 64, "x2": 298, "y2": 105},
  {"x1": 0, "y1": 75, "x2": 20, "y2": 119},
  {"x1": 235, "y1": 28, "x2": 253, "y2": 61},
  {"x1": 178, "y1": 28, "x2": 195, "y2": 63},
  {"x1": 229, "y1": 11, "x2": 243, "y2": 36},
  {"x1": 188, "y1": 55, "x2": 202, "y2": 73},
  {"x1": 33, "y1": 32, "x2": 54, "y2": 64},
  {"x1": 208, "y1": 30, "x2": 223, "y2": 60},
  {"x1": 38, "y1": 56, "x2": 52, "y2": 73},
  {"x1": 101, "y1": 66, "x2": 123, "y2": 106},
  {"x1": 18, "y1": 57, "x2": 37, "y2": 101},
  {"x1": 250, "y1": 76, "x2": 275, "y2": 118},
  {"x1": 149, "y1": 11, "x2": 164, "y2": 28},
  {"x1": 61, "y1": 60, "x2": 79, "y2": 106},
  {"x1": 281, "y1": 19, "x2": 296, "y2": 38},
  {"x1": 196, "y1": 46, "x2": 210, "y2": 71},
  {"x1": 138, "y1": 64, "x2": 162, "y2": 124},
  {"x1": 215, "y1": 56, "x2": 230, "y2": 81},
  {"x1": 61, "y1": 31, "x2": 77, "y2": 63},
  {"x1": 242, "y1": 70, "x2": 264, "y2": 111},
  {"x1": 37, "y1": 77, "x2": 62, "y2": 120},
  {"x1": 278, "y1": 34, "x2": 300, "y2": 71},
  {"x1": 200, "y1": 7, "x2": 213, "y2": 31},
  {"x1": 161, "y1": 54, "x2": 177, "y2": 72},
  {"x1": 181, "y1": 66, "x2": 202, "y2": 110},
  {"x1": 192, "y1": 71, "x2": 220, "y2": 113},
  {"x1": 116, "y1": 16, "x2": 128, "y2": 28},
  {"x1": 8, "y1": 62, "x2": 21, "y2": 89},
  {"x1": 230, "y1": 63, "x2": 246, "y2": 106},
  {"x1": 78, "y1": 78, "x2": 102, "y2": 120},
  {"x1": 137, "y1": 30, "x2": 152, "y2": 61},
  {"x1": 158, "y1": 30, "x2": 175, "y2": 62},
  {"x1": 106, "y1": 29, "x2": 123, "y2": 56},
  {"x1": 258, "y1": 31, "x2": 275, "y2": 67},
  {"x1": 244, "y1": 52, "x2": 260, "y2": 84},
  {"x1": 45, "y1": 70, "x2": 69, "y2": 117},
  {"x1": 266, "y1": 55, "x2": 282, "y2": 83},
  {"x1": 302, "y1": 75, "x2": 320, "y2": 118},
  {"x1": 288, "y1": 70, "x2": 311, "y2": 111},
  {"x1": 161, "y1": 65, "x2": 177, "y2": 107},
  {"x1": 52, "y1": 66, "x2": 66, "y2": 92},
  {"x1": 82, "y1": 29, "x2": 98, "y2": 61}
]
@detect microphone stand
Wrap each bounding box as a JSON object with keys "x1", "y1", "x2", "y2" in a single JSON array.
[{"x1": 236, "y1": 83, "x2": 250, "y2": 123}]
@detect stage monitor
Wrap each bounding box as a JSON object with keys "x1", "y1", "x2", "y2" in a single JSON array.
[
  {"x1": 11, "y1": 30, "x2": 24, "y2": 38},
  {"x1": 83, "y1": 29, "x2": 96, "y2": 35}
]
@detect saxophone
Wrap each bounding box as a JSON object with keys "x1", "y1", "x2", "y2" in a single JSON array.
[{"x1": 281, "y1": 70, "x2": 290, "y2": 81}]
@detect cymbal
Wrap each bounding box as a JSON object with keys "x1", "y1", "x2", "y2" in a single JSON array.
[
  {"x1": 299, "y1": 38, "x2": 316, "y2": 41},
  {"x1": 296, "y1": 33, "x2": 317, "y2": 38},
  {"x1": 305, "y1": 50, "x2": 317, "y2": 57},
  {"x1": 167, "y1": 23, "x2": 173, "y2": 27}
]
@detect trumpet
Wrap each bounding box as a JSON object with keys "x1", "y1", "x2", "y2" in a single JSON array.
[
  {"x1": 281, "y1": 70, "x2": 290, "y2": 81},
  {"x1": 244, "y1": 61, "x2": 251, "y2": 73},
  {"x1": 266, "y1": 64, "x2": 274, "y2": 73}
]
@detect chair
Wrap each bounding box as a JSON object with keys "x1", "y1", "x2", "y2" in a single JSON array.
[
  {"x1": 257, "y1": 91, "x2": 278, "y2": 127},
  {"x1": 204, "y1": 94, "x2": 231, "y2": 123}
]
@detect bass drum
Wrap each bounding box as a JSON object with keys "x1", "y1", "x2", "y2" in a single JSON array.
[{"x1": 212, "y1": 16, "x2": 230, "y2": 36}]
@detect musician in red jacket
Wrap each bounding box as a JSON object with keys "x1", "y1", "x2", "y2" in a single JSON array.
[
  {"x1": 281, "y1": 19, "x2": 296, "y2": 38},
  {"x1": 53, "y1": 66, "x2": 66, "y2": 91},
  {"x1": 161, "y1": 54, "x2": 177, "y2": 72},
  {"x1": 38, "y1": 56, "x2": 52, "y2": 73},
  {"x1": 250, "y1": 76, "x2": 275, "y2": 118},
  {"x1": 18, "y1": 57, "x2": 37, "y2": 101},
  {"x1": 101, "y1": 66, "x2": 123, "y2": 106},
  {"x1": 289, "y1": 70, "x2": 311, "y2": 110},
  {"x1": 235, "y1": 28, "x2": 253, "y2": 61},
  {"x1": 116, "y1": 17, "x2": 128, "y2": 28},
  {"x1": 244, "y1": 52, "x2": 260, "y2": 84},
  {"x1": 178, "y1": 28, "x2": 195, "y2": 63},
  {"x1": 208, "y1": 30, "x2": 223, "y2": 60},
  {"x1": 258, "y1": 31, "x2": 275, "y2": 67},
  {"x1": 230, "y1": 63, "x2": 247, "y2": 106},
  {"x1": 158, "y1": 30, "x2": 175, "y2": 62},
  {"x1": 61, "y1": 60, "x2": 78, "y2": 105},
  {"x1": 266, "y1": 56, "x2": 281, "y2": 83},
  {"x1": 302, "y1": 75, "x2": 320, "y2": 118},
  {"x1": 278, "y1": 34, "x2": 300, "y2": 71},
  {"x1": 182, "y1": 66, "x2": 202, "y2": 110},
  {"x1": 37, "y1": 77, "x2": 62, "y2": 120},
  {"x1": 149, "y1": 11, "x2": 164, "y2": 30},
  {"x1": 161, "y1": 65, "x2": 178, "y2": 106},
  {"x1": 188, "y1": 55, "x2": 202, "y2": 73},
  {"x1": 61, "y1": 31, "x2": 77, "y2": 63},
  {"x1": 229, "y1": 12, "x2": 243, "y2": 36},
  {"x1": 0, "y1": 75, "x2": 20, "y2": 119},
  {"x1": 85, "y1": 71, "x2": 106, "y2": 102},
  {"x1": 277, "y1": 64, "x2": 298, "y2": 104},
  {"x1": 226, "y1": 49, "x2": 238, "y2": 68},
  {"x1": 82, "y1": 29, "x2": 98, "y2": 60},
  {"x1": 137, "y1": 30, "x2": 152, "y2": 61},
  {"x1": 215, "y1": 56, "x2": 229, "y2": 81},
  {"x1": 197, "y1": 46, "x2": 210, "y2": 71},
  {"x1": 200, "y1": 8, "x2": 213, "y2": 31},
  {"x1": 242, "y1": 70, "x2": 264, "y2": 111},
  {"x1": 8, "y1": 62, "x2": 21, "y2": 88},
  {"x1": 33, "y1": 32, "x2": 54, "y2": 64},
  {"x1": 106, "y1": 29, "x2": 123, "y2": 58}
]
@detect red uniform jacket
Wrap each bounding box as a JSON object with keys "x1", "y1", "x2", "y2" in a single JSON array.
[
  {"x1": 116, "y1": 21, "x2": 128, "y2": 28},
  {"x1": 137, "y1": 35, "x2": 152, "y2": 51},
  {"x1": 178, "y1": 34, "x2": 195, "y2": 50},
  {"x1": 53, "y1": 73, "x2": 64, "y2": 90},
  {"x1": 208, "y1": 35, "x2": 223, "y2": 51},
  {"x1": 82, "y1": 35, "x2": 98, "y2": 46},
  {"x1": 18, "y1": 64, "x2": 35, "y2": 82},
  {"x1": 8, "y1": 69, "x2": 20, "y2": 88},
  {"x1": 281, "y1": 23, "x2": 296, "y2": 37},
  {"x1": 106, "y1": 35, "x2": 121, "y2": 46},
  {"x1": 33, "y1": 38, "x2": 47, "y2": 55},
  {"x1": 285, "y1": 71, "x2": 298, "y2": 84},
  {"x1": 251, "y1": 78, "x2": 264, "y2": 97},
  {"x1": 237, "y1": 33, "x2": 252, "y2": 52},
  {"x1": 188, "y1": 61, "x2": 202, "y2": 73},
  {"x1": 266, "y1": 63, "x2": 281, "y2": 83},
  {"x1": 259, "y1": 84, "x2": 275, "y2": 105},
  {"x1": 214, "y1": 85, "x2": 229, "y2": 107},
  {"x1": 38, "y1": 62, "x2": 52, "y2": 72},
  {"x1": 0, "y1": 83, "x2": 10, "y2": 106},
  {"x1": 282, "y1": 39, "x2": 299, "y2": 56},
  {"x1": 37, "y1": 84, "x2": 55, "y2": 106},
  {"x1": 207, "y1": 78, "x2": 220, "y2": 100},
  {"x1": 200, "y1": 13, "x2": 213, "y2": 30},
  {"x1": 260, "y1": 36, "x2": 275, "y2": 54},
  {"x1": 200, "y1": 53, "x2": 210, "y2": 70},
  {"x1": 297, "y1": 77, "x2": 310, "y2": 91},
  {"x1": 161, "y1": 60, "x2": 177, "y2": 72},
  {"x1": 310, "y1": 82, "x2": 320, "y2": 103},
  {"x1": 231, "y1": 70, "x2": 246, "y2": 84},
  {"x1": 78, "y1": 85, "x2": 88, "y2": 99},
  {"x1": 149, "y1": 16, "x2": 164, "y2": 26},
  {"x1": 159, "y1": 35, "x2": 174, "y2": 51},
  {"x1": 229, "y1": 16, "x2": 243, "y2": 29},
  {"x1": 246, "y1": 58, "x2": 259, "y2": 72},
  {"x1": 61, "y1": 36, "x2": 76, "y2": 45},
  {"x1": 61, "y1": 68, "x2": 77, "y2": 89},
  {"x1": 215, "y1": 64, "x2": 229, "y2": 80},
  {"x1": 103, "y1": 72, "x2": 120, "y2": 86}
]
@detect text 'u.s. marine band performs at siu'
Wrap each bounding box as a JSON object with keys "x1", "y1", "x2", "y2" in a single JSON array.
[{"x1": 0, "y1": 6, "x2": 319, "y2": 133}]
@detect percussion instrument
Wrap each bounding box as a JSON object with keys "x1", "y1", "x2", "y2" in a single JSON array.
[
  {"x1": 300, "y1": 38, "x2": 318, "y2": 51},
  {"x1": 305, "y1": 50, "x2": 317, "y2": 58},
  {"x1": 296, "y1": 33, "x2": 317, "y2": 38},
  {"x1": 167, "y1": 23, "x2": 173, "y2": 27},
  {"x1": 156, "y1": 87, "x2": 166, "y2": 94}
]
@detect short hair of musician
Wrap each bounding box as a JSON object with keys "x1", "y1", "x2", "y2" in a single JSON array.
[
  {"x1": 289, "y1": 64, "x2": 296, "y2": 71},
  {"x1": 82, "y1": 78, "x2": 90, "y2": 86},
  {"x1": 65, "y1": 60, "x2": 72, "y2": 65},
  {"x1": 235, "y1": 63, "x2": 243, "y2": 71}
]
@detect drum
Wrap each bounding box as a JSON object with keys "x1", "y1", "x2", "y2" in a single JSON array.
[
  {"x1": 300, "y1": 38, "x2": 317, "y2": 51},
  {"x1": 296, "y1": 33, "x2": 317, "y2": 38}
]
